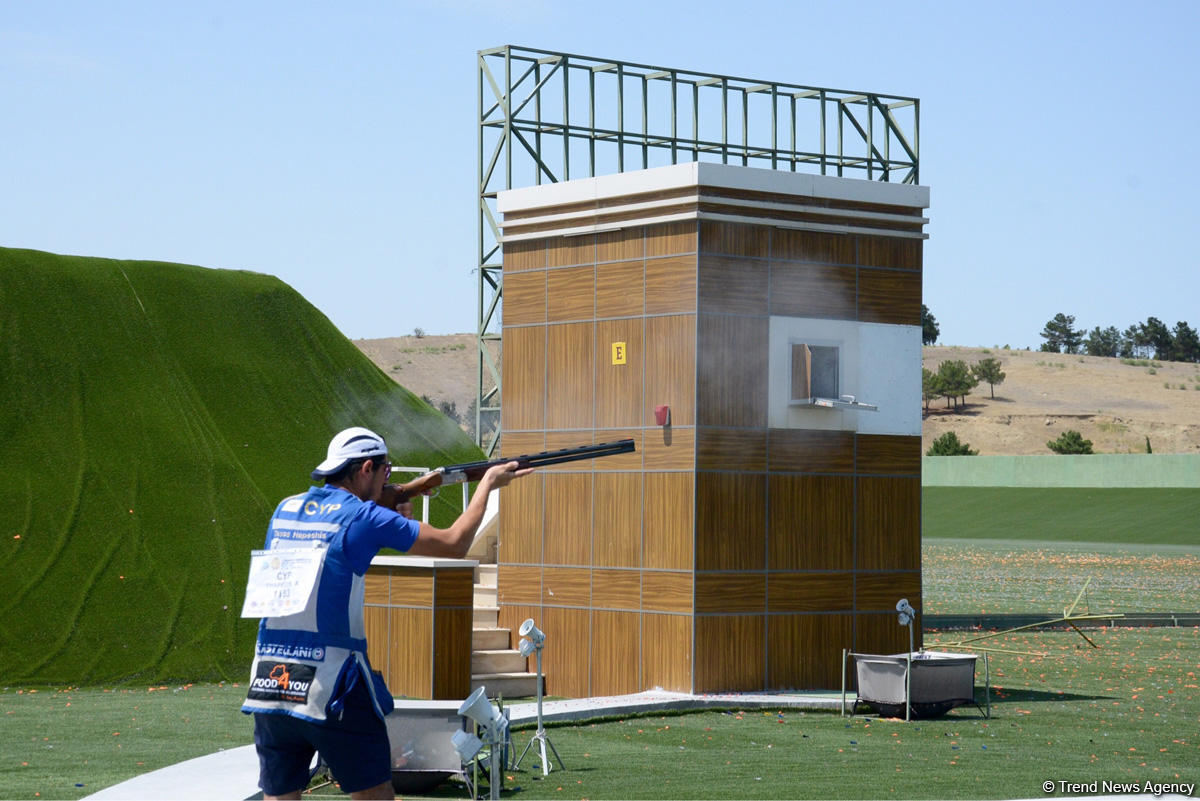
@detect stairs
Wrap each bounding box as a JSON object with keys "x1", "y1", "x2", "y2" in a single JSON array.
[{"x1": 467, "y1": 517, "x2": 539, "y2": 699}]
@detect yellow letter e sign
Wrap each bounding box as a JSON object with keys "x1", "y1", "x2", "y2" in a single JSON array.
[{"x1": 611, "y1": 341, "x2": 627, "y2": 365}]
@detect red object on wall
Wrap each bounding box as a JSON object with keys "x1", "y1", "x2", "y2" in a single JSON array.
[{"x1": 654, "y1": 404, "x2": 671, "y2": 426}]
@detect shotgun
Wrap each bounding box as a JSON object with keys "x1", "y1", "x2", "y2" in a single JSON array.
[{"x1": 385, "y1": 438, "x2": 636, "y2": 504}]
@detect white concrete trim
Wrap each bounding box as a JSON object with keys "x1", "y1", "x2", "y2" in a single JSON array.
[
  {"x1": 497, "y1": 161, "x2": 928, "y2": 214},
  {"x1": 499, "y1": 191, "x2": 926, "y2": 239},
  {"x1": 369, "y1": 555, "x2": 479, "y2": 569},
  {"x1": 498, "y1": 211, "x2": 697, "y2": 243},
  {"x1": 500, "y1": 193, "x2": 700, "y2": 229},
  {"x1": 697, "y1": 193, "x2": 929, "y2": 225},
  {"x1": 702, "y1": 211, "x2": 928, "y2": 240},
  {"x1": 694, "y1": 161, "x2": 929, "y2": 208}
]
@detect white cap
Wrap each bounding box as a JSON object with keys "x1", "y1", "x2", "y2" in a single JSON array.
[{"x1": 311, "y1": 427, "x2": 388, "y2": 480}]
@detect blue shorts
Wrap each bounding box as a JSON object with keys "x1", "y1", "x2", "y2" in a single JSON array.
[{"x1": 252, "y1": 681, "x2": 391, "y2": 795}]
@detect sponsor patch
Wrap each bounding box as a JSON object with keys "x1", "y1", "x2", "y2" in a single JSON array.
[
  {"x1": 246, "y1": 660, "x2": 316, "y2": 705},
  {"x1": 255, "y1": 643, "x2": 327, "y2": 662}
]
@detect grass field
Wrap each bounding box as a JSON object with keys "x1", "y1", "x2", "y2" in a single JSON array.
[
  {"x1": 923, "y1": 539, "x2": 1200, "y2": 615},
  {"x1": 5, "y1": 628, "x2": 1196, "y2": 800},
  {"x1": 922, "y1": 487, "x2": 1200, "y2": 544},
  {"x1": 1, "y1": 683, "x2": 250, "y2": 800},
  {"x1": 497, "y1": 628, "x2": 1198, "y2": 799}
]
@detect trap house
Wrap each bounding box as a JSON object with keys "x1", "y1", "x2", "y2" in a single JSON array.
[{"x1": 494, "y1": 161, "x2": 929, "y2": 696}]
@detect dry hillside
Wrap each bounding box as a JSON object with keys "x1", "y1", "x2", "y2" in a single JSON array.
[
  {"x1": 354, "y1": 334, "x2": 479, "y2": 429},
  {"x1": 922, "y1": 346, "x2": 1200, "y2": 455},
  {"x1": 354, "y1": 336, "x2": 1200, "y2": 455}
]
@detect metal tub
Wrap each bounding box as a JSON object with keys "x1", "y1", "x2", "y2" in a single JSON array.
[
  {"x1": 853, "y1": 651, "x2": 978, "y2": 719},
  {"x1": 384, "y1": 700, "x2": 464, "y2": 793}
]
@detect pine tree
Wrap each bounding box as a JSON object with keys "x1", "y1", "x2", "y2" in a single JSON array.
[
  {"x1": 921, "y1": 304, "x2": 940, "y2": 346},
  {"x1": 1172, "y1": 321, "x2": 1200, "y2": 363},
  {"x1": 936, "y1": 359, "x2": 977, "y2": 411},
  {"x1": 971, "y1": 357, "x2": 1006, "y2": 399},
  {"x1": 922, "y1": 368, "x2": 943, "y2": 414},
  {"x1": 1040, "y1": 313, "x2": 1082, "y2": 354}
]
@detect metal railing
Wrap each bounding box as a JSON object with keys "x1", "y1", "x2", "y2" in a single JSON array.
[
  {"x1": 475, "y1": 45, "x2": 920, "y2": 453},
  {"x1": 391, "y1": 466, "x2": 469, "y2": 525}
]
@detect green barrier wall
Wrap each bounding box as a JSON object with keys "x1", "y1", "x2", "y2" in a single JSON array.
[{"x1": 922, "y1": 454, "x2": 1200, "y2": 488}]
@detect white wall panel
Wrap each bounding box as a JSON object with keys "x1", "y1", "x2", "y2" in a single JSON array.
[{"x1": 767, "y1": 317, "x2": 920, "y2": 436}]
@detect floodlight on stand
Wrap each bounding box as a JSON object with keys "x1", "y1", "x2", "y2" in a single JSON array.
[
  {"x1": 458, "y1": 686, "x2": 506, "y2": 742},
  {"x1": 457, "y1": 686, "x2": 507, "y2": 801},
  {"x1": 519, "y1": 618, "x2": 545, "y2": 647},
  {"x1": 451, "y1": 729, "x2": 483, "y2": 762},
  {"x1": 513, "y1": 618, "x2": 562, "y2": 777},
  {"x1": 895, "y1": 598, "x2": 920, "y2": 722}
]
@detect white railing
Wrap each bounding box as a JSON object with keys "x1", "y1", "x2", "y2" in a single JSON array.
[{"x1": 391, "y1": 467, "x2": 470, "y2": 524}]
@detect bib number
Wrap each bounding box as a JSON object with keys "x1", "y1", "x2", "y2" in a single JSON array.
[{"x1": 240, "y1": 547, "x2": 325, "y2": 618}]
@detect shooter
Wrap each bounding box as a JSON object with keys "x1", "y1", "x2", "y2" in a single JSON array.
[{"x1": 240, "y1": 426, "x2": 532, "y2": 800}]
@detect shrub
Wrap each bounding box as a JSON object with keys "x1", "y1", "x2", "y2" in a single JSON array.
[
  {"x1": 927, "y1": 431, "x2": 978, "y2": 456},
  {"x1": 1047, "y1": 429, "x2": 1094, "y2": 454}
]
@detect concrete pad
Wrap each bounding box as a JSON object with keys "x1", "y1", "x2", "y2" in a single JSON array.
[{"x1": 82, "y1": 744, "x2": 260, "y2": 800}]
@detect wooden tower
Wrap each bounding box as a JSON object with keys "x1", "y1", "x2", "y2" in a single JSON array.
[{"x1": 494, "y1": 162, "x2": 928, "y2": 696}]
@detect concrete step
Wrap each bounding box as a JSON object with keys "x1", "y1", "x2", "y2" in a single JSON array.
[
  {"x1": 471, "y1": 649, "x2": 529, "y2": 675},
  {"x1": 473, "y1": 584, "x2": 498, "y2": 608},
  {"x1": 475, "y1": 564, "x2": 498, "y2": 588},
  {"x1": 472, "y1": 626, "x2": 511, "y2": 651},
  {"x1": 473, "y1": 605, "x2": 499, "y2": 628},
  {"x1": 470, "y1": 672, "x2": 540, "y2": 699}
]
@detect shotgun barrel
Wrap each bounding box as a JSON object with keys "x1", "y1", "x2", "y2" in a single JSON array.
[{"x1": 392, "y1": 438, "x2": 636, "y2": 502}]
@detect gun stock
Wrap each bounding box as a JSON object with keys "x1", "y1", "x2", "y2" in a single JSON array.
[{"x1": 391, "y1": 438, "x2": 636, "y2": 503}]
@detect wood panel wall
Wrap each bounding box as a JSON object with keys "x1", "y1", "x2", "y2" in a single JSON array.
[
  {"x1": 690, "y1": 220, "x2": 923, "y2": 692},
  {"x1": 500, "y1": 223, "x2": 699, "y2": 696},
  {"x1": 364, "y1": 564, "x2": 474, "y2": 700},
  {"x1": 500, "y1": 207, "x2": 923, "y2": 696}
]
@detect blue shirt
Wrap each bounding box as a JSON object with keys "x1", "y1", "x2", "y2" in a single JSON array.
[{"x1": 241, "y1": 485, "x2": 420, "y2": 722}]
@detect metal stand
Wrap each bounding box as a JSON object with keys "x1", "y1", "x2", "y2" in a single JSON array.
[
  {"x1": 513, "y1": 649, "x2": 562, "y2": 776},
  {"x1": 983, "y1": 651, "x2": 991, "y2": 719},
  {"x1": 488, "y1": 739, "x2": 500, "y2": 801},
  {"x1": 905, "y1": 617, "x2": 914, "y2": 722}
]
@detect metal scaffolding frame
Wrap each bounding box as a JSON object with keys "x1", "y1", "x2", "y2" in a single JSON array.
[{"x1": 475, "y1": 44, "x2": 920, "y2": 452}]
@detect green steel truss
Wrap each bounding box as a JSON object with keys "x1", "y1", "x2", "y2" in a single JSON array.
[{"x1": 475, "y1": 44, "x2": 920, "y2": 452}]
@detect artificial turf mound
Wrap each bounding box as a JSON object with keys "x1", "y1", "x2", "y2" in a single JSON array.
[{"x1": 0, "y1": 247, "x2": 484, "y2": 684}]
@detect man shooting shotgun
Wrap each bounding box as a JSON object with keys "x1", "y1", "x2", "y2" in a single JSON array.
[
  {"x1": 380, "y1": 438, "x2": 636, "y2": 508},
  {"x1": 241, "y1": 426, "x2": 535, "y2": 800}
]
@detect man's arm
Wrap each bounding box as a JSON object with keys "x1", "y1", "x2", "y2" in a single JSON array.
[{"x1": 404, "y1": 461, "x2": 532, "y2": 558}]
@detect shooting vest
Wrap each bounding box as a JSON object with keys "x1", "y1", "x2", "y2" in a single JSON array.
[{"x1": 240, "y1": 486, "x2": 394, "y2": 723}]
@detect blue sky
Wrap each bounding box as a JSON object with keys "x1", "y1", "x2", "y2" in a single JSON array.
[{"x1": 3, "y1": 0, "x2": 1197, "y2": 347}]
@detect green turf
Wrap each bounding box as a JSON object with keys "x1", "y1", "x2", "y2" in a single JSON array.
[
  {"x1": 7, "y1": 629, "x2": 1194, "y2": 801},
  {"x1": 923, "y1": 539, "x2": 1200, "y2": 616},
  {"x1": 922, "y1": 487, "x2": 1200, "y2": 545},
  {"x1": 496, "y1": 628, "x2": 1197, "y2": 799},
  {"x1": 0, "y1": 247, "x2": 483, "y2": 686},
  {"x1": 377, "y1": 629, "x2": 1199, "y2": 800},
  {"x1": 0, "y1": 683, "x2": 251, "y2": 801}
]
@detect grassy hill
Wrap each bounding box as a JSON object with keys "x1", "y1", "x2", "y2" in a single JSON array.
[{"x1": 0, "y1": 247, "x2": 483, "y2": 685}]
